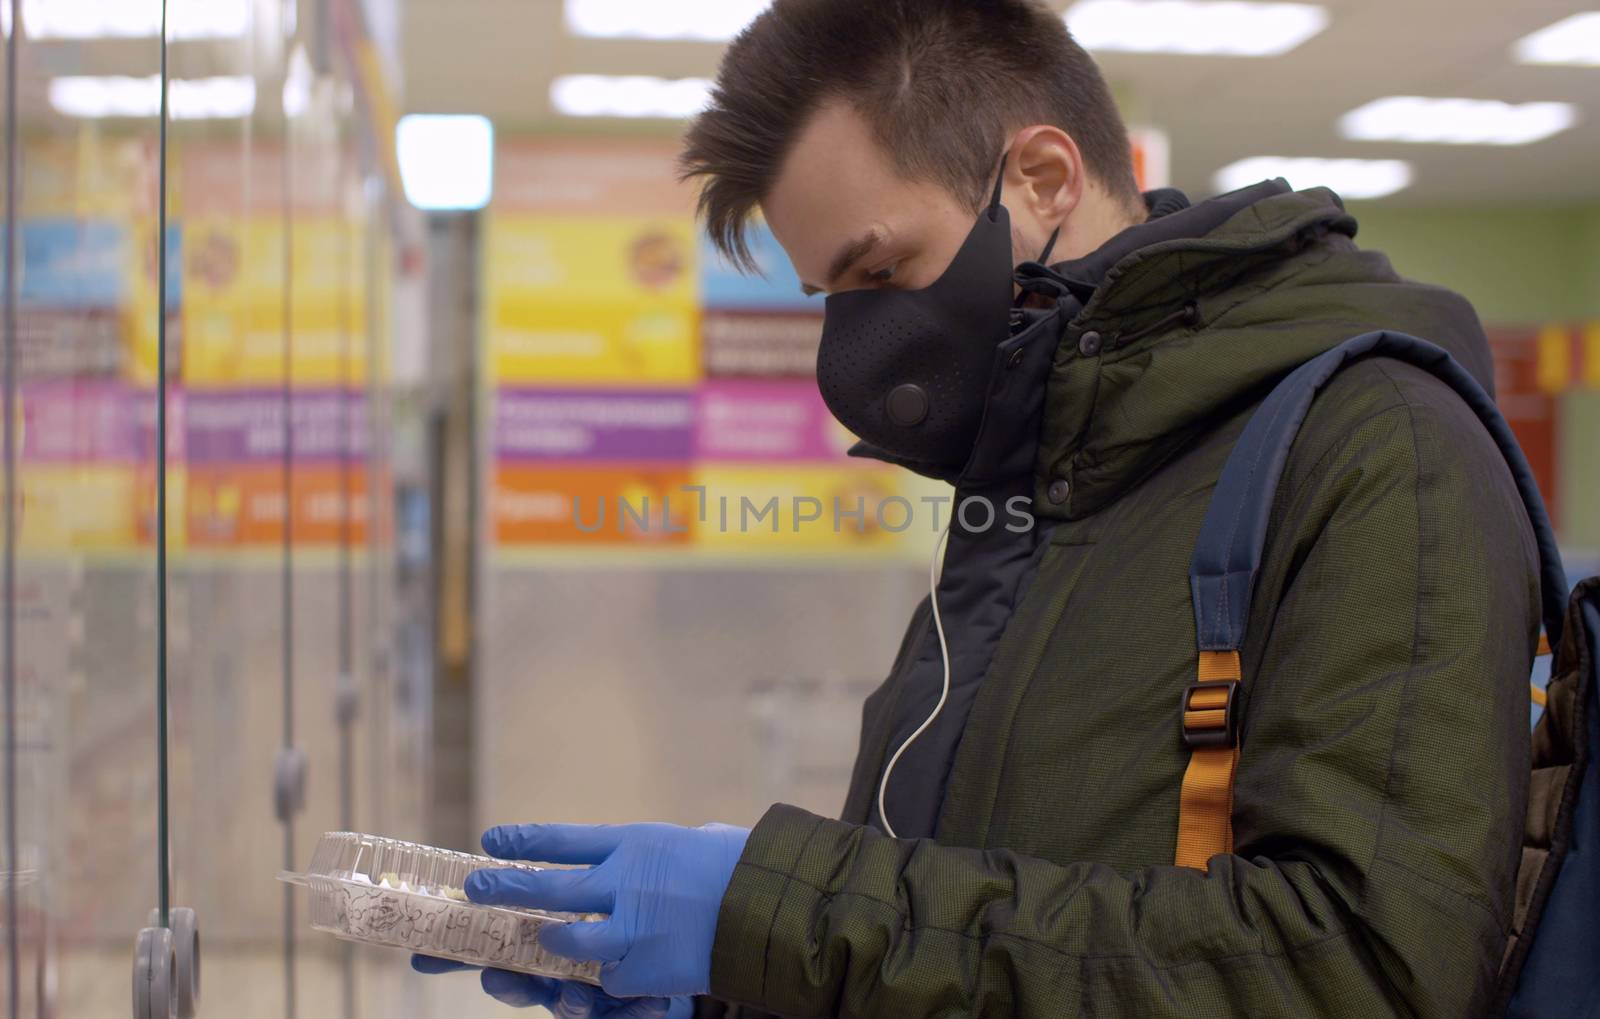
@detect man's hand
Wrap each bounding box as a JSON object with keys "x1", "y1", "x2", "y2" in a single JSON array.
[
  {"x1": 410, "y1": 955, "x2": 691, "y2": 1016},
  {"x1": 468, "y1": 821, "x2": 750, "y2": 999}
]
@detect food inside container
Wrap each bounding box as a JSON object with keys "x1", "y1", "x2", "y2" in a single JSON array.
[{"x1": 279, "y1": 831, "x2": 603, "y2": 984}]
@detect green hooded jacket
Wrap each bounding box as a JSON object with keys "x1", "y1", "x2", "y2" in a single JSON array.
[{"x1": 704, "y1": 184, "x2": 1540, "y2": 1018}]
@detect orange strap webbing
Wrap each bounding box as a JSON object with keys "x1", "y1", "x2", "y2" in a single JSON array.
[
  {"x1": 1530, "y1": 633, "x2": 1553, "y2": 708},
  {"x1": 1175, "y1": 649, "x2": 1242, "y2": 872}
]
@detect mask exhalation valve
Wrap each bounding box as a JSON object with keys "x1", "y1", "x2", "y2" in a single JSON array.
[{"x1": 886, "y1": 383, "x2": 930, "y2": 426}]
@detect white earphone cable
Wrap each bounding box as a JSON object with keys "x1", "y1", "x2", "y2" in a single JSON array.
[{"x1": 876, "y1": 521, "x2": 954, "y2": 838}]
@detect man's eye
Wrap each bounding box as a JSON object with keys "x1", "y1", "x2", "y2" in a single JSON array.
[{"x1": 868, "y1": 264, "x2": 897, "y2": 285}]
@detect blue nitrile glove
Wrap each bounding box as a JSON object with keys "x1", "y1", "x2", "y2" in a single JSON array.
[
  {"x1": 466, "y1": 821, "x2": 750, "y2": 999},
  {"x1": 409, "y1": 955, "x2": 691, "y2": 1017}
]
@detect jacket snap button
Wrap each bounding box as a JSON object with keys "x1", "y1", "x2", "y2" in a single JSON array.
[
  {"x1": 1047, "y1": 478, "x2": 1071, "y2": 505},
  {"x1": 1007, "y1": 348, "x2": 1026, "y2": 369},
  {"x1": 1078, "y1": 330, "x2": 1103, "y2": 357}
]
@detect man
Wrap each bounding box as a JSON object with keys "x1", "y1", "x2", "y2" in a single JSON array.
[{"x1": 418, "y1": 0, "x2": 1539, "y2": 1015}]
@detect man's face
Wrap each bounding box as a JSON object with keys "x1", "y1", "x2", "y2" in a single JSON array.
[{"x1": 762, "y1": 102, "x2": 997, "y2": 300}]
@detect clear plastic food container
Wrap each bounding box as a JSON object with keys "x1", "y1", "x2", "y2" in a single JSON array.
[{"x1": 279, "y1": 831, "x2": 602, "y2": 984}]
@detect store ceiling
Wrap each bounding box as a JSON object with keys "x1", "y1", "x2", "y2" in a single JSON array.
[{"x1": 401, "y1": 0, "x2": 1600, "y2": 205}]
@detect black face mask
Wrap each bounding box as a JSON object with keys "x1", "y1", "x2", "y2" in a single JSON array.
[{"x1": 816, "y1": 155, "x2": 1057, "y2": 472}]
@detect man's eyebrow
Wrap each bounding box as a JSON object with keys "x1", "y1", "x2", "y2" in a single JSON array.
[{"x1": 799, "y1": 229, "x2": 883, "y2": 296}]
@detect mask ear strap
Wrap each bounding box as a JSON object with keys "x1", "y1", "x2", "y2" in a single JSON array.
[
  {"x1": 986, "y1": 151, "x2": 1009, "y2": 220},
  {"x1": 1036, "y1": 225, "x2": 1061, "y2": 265}
]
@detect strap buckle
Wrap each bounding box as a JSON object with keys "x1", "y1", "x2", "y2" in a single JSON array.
[{"x1": 1181, "y1": 680, "x2": 1240, "y2": 749}]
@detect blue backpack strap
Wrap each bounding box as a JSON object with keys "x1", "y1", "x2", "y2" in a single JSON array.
[
  {"x1": 1189, "y1": 329, "x2": 1568, "y2": 656},
  {"x1": 1173, "y1": 330, "x2": 1570, "y2": 872},
  {"x1": 1505, "y1": 587, "x2": 1599, "y2": 1017}
]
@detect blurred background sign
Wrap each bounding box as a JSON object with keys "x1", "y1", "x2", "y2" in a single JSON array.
[{"x1": 1, "y1": 2, "x2": 1597, "y2": 1018}]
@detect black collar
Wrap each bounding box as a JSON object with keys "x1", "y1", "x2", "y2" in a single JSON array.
[{"x1": 1037, "y1": 178, "x2": 1290, "y2": 298}]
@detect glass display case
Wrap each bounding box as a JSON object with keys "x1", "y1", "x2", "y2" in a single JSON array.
[{"x1": 0, "y1": 2, "x2": 427, "y2": 1017}]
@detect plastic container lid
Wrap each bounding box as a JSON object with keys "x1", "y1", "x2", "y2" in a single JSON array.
[{"x1": 278, "y1": 831, "x2": 602, "y2": 985}]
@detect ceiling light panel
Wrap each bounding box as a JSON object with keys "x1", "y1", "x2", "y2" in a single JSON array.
[
  {"x1": 1213, "y1": 157, "x2": 1412, "y2": 199},
  {"x1": 1340, "y1": 96, "x2": 1579, "y2": 146},
  {"x1": 1065, "y1": 0, "x2": 1328, "y2": 57},
  {"x1": 565, "y1": 0, "x2": 770, "y2": 42},
  {"x1": 1514, "y1": 11, "x2": 1600, "y2": 66},
  {"x1": 14, "y1": 0, "x2": 250, "y2": 40},
  {"x1": 550, "y1": 75, "x2": 715, "y2": 119},
  {"x1": 396, "y1": 115, "x2": 495, "y2": 211},
  {"x1": 48, "y1": 76, "x2": 256, "y2": 119}
]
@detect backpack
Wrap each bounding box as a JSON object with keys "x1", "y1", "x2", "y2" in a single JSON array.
[{"x1": 1170, "y1": 329, "x2": 1599, "y2": 1016}]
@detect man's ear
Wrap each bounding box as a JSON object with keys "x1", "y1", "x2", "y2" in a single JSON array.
[{"x1": 1007, "y1": 125, "x2": 1084, "y2": 234}]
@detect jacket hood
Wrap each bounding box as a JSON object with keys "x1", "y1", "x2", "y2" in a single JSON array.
[{"x1": 1033, "y1": 184, "x2": 1494, "y2": 521}]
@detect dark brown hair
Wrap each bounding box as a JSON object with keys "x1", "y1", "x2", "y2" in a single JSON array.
[{"x1": 680, "y1": 0, "x2": 1141, "y2": 273}]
